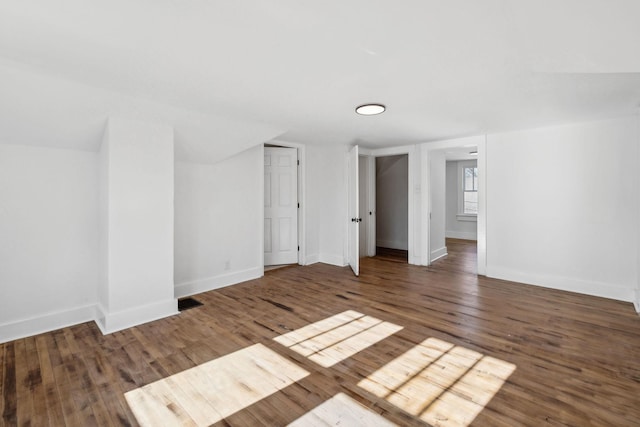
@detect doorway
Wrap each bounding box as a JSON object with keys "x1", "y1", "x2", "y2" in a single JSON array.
[
  {"x1": 428, "y1": 147, "x2": 479, "y2": 264},
  {"x1": 348, "y1": 145, "x2": 416, "y2": 276},
  {"x1": 423, "y1": 136, "x2": 485, "y2": 274},
  {"x1": 374, "y1": 154, "x2": 409, "y2": 262},
  {"x1": 263, "y1": 143, "x2": 304, "y2": 269}
]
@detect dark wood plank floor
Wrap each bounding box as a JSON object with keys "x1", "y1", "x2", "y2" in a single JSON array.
[
  {"x1": 375, "y1": 247, "x2": 408, "y2": 263},
  {"x1": 2, "y1": 239, "x2": 640, "y2": 426}
]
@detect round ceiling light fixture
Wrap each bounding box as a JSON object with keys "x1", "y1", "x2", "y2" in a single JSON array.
[{"x1": 355, "y1": 103, "x2": 386, "y2": 115}]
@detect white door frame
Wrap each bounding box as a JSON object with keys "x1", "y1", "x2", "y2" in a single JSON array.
[
  {"x1": 360, "y1": 145, "x2": 418, "y2": 265},
  {"x1": 347, "y1": 145, "x2": 360, "y2": 276},
  {"x1": 262, "y1": 140, "x2": 306, "y2": 269},
  {"x1": 421, "y1": 136, "x2": 487, "y2": 274},
  {"x1": 362, "y1": 155, "x2": 376, "y2": 257}
]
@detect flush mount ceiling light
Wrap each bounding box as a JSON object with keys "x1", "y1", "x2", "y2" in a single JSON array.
[{"x1": 355, "y1": 104, "x2": 386, "y2": 115}]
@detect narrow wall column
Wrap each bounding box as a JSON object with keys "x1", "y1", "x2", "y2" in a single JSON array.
[
  {"x1": 97, "y1": 117, "x2": 177, "y2": 333},
  {"x1": 636, "y1": 110, "x2": 640, "y2": 313}
]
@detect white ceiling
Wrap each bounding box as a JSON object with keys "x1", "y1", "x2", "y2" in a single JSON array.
[
  {"x1": 1, "y1": 0, "x2": 639, "y2": 157},
  {"x1": 444, "y1": 146, "x2": 478, "y2": 162}
]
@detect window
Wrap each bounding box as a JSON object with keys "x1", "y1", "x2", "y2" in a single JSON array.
[
  {"x1": 463, "y1": 165, "x2": 478, "y2": 214},
  {"x1": 457, "y1": 161, "x2": 477, "y2": 220}
]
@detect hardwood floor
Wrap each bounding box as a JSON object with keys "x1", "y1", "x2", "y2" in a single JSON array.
[
  {"x1": 375, "y1": 247, "x2": 408, "y2": 263},
  {"x1": 2, "y1": 240, "x2": 640, "y2": 426}
]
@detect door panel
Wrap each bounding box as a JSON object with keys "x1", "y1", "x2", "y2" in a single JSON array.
[{"x1": 264, "y1": 147, "x2": 298, "y2": 266}]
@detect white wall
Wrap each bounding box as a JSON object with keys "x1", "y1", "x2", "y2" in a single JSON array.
[
  {"x1": 97, "y1": 117, "x2": 177, "y2": 333},
  {"x1": 174, "y1": 144, "x2": 264, "y2": 296},
  {"x1": 637, "y1": 112, "x2": 640, "y2": 313},
  {"x1": 304, "y1": 145, "x2": 320, "y2": 264},
  {"x1": 429, "y1": 152, "x2": 447, "y2": 260},
  {"x1": 486, "y1": 117, "x2": 638, "y2": 302},
  {"x1": 98, "y1": 127, "x2": 109, "y2": 317},
  {"x1": 446, "y1": 160, "x2": 478, "y2": 240},
  {"x1": 302, "y1": 144, "x2": 348, "y2": 266},
  {"x1": 376, "y1": 155, "x2": 409, "y2": 250},
  {"x1": 0, "y1": 144, "x2": 98, "y2": 342},
  {"x1": 322, "y1": 145, "x2": 349, "y2": 265}
]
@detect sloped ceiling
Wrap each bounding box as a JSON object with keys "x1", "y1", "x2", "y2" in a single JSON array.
[{"x1": 1, "y1": 0, "x2": 639, "y2": 158}]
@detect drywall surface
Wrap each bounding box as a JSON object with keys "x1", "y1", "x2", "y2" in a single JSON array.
[
  {"x1": 174, "y1": 145, "x2": 264, "y2": 296},
  {"x1": 320, "y1": 145, "x2": 348, "y2": 265},
  {"x1": 446, "y1": 160, "x2": 478, "y2": 240},
  {"x1": 303, "y1": 144, "x2": 348, "y2": 266},
  {"x1": 303, "y1": 145, "x2": 321, "y2": 264},
  {"x1": 376, "y1": 155, "x2": 408, "y2": 250},
  {"x1": 428, "y1": 151, "x2": 447, "y2": 260},
  {"x1": 486, "y1": 117, "x2": 637, "y2": 302},
  {"x1": 97, "y1": 117, "x2": 176, "y2": 332},
  {"x1": 0, "y1": 144, "x2": 98, "y2": 341}
]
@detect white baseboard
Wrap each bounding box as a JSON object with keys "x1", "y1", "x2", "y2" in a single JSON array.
[
  {"x1": 174, "y1": 267, "x2": 263, "y2": 299},
  {"x1": 445, "y1": 230, "x2": 477, "y2": 241},
  {"x1": 0, "y1": 304, "x2": 96, "y2": 344},
  {"x1": 486, "y1": 266, "x2": 635, "y2": 303},
  {"x1": 376, "y1": 239, "x2": 408, "y2": 251},
  {"x1": 95, "y1": 299, "x2": 178, "y2": 335},
  {"x1": 431, "y1": 246, "x2": 448, "y2": 262},
  {"x1": 305, "y1": 253, "x2": 320, "y2": 265},
  {"x1": 634, "y1": 289, "x2": 640, "y2": 313},
  {"x1": 409, "y1": 255, "x2": 422, "y2": 266},
  {"x1": 318, "y1": 253, "x2": 348, "y2": 267}
]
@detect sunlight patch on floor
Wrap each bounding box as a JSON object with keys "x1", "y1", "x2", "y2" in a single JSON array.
[
  {"x1": 274, "y1": 310, "x2": 403, "y2": 367},
  {"x1": 288, "y1": 392, "x2": 397, "y2": 427},
  {"x1": 125, "y1": 343, "x2": 309, "y2": 427},
  {"x1": 358, "y1": 337, "x2": 516, "y2": 427}
]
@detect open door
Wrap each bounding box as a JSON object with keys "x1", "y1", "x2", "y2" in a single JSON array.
[{"x1": 348, "y1": 145, "x2": 360, "y2": 276}]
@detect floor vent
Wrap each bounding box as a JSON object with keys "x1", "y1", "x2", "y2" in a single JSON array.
[{"x1": 178, "y1": 297, "x2": 203, "y2": 311}]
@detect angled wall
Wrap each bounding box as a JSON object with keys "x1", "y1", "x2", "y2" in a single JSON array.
[{"x1": 174, "y1": 145, "x2": 264, "y2": 297}]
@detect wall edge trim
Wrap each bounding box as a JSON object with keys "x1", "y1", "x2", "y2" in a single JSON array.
[
  {"x1": 486, "y1": 266, "x2": 635, "y2": 303},
  {"x1": 174, "y1": 267, "x2": 263, "y2": 299},
  {"x1": 0, "y1": 303, "x2": 96, "y2": 344}
]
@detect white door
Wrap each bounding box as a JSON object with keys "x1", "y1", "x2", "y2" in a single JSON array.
[
  {"x1": 264, "y1": 147, "x2": 298, "y2": 266},
  {"x1": 348, "y1": 145, "x2": 360, "y2": 276}
]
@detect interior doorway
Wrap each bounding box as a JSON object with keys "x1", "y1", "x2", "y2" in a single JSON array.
[
  {"x1": 349, "y1": 145, "x2": 416, "y2": 276},
  {"x1": 424, "y1": 137, "x2": 485, "y2": 274},
  {"x1": 375, "y1": 154, "x2": 409, "y2": 262},
  {"x1": 263, "y1": 143, "x2": 304, "y2": 269},
  {"x1": 358, "y1": 155, "x2": 374, "y2": 258},
  {"x1": 428, "y1": 146, "x2": 479, "y2": 264}
]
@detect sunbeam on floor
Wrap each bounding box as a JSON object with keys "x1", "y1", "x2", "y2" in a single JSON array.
[
  {"x1": 125, "y1": 313, "x2": 514, "y2": 426},
  {"x1": 273, "y1": 310, "x2": 403, "y2": 367},
  {"x1": 288, "y1": 392, "x2": 397, "y2": 427},
  {"x1": 358, "y1": 337, "x2": 516, "y2": 427},
  {"x1": 125, "y1": 343, "x2": 309, "y2": 427}
]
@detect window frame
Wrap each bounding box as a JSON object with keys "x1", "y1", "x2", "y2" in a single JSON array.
[{"x1": 457, "y1": 160, "x2": 478, "y2": 221}]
